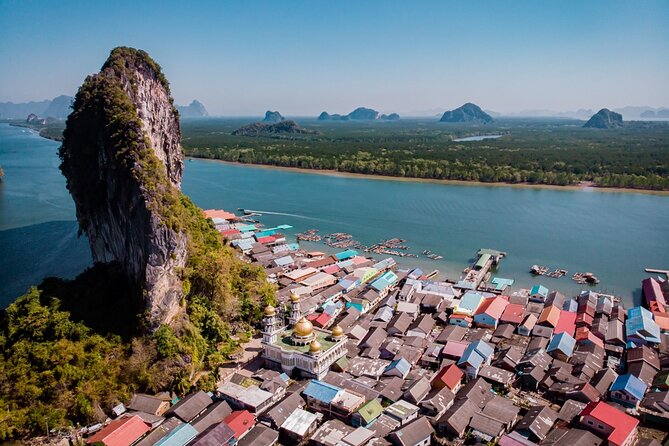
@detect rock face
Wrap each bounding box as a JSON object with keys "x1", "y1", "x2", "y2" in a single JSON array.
[
  {"x1": 583, "y1": 108, "x2": 624, "y2": 128},
  {"x1": 59, "y1": 47, "x2": 187, "y2": 327},
  {"x1": 263, "y1": 110, "x2": 285, "y2": 122},
  {"x1": 177, "y1": 99, "x2": 209, "y2": 117},
  {"x1": 440, "y1": 103, "x2": 493, "y2": 123},
  {"x1": 232, "y1": 120, "x2": 314, "y2": 136}
]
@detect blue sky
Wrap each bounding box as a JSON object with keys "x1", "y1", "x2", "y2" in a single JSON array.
[{"x1": 1, "y1": 0, "x2": 668, "y2": 115}]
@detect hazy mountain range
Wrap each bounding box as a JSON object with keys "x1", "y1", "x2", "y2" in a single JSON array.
[
  {"x1": 404, "y1": 106, "x2": 669, "y2": 120},
  {"x1": 1, "y1": 96, "x2": 209, "y2": 120}
]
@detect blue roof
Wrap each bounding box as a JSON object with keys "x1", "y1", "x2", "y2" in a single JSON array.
[
  {"x1": 255, "y1": 229, "x2": 277, "y2": 238},
  {"x1": 156, "y1": 423, "x2": 198, "y2": 446},
  {"x1": 562, "y1": 299, "x2": 578, "y2": 312},
  {"x1": 335, "y1": 249, "x2": 358, "y2": 261},
  {"x1": 385, "y1": 358, "x2": 411, "y2": 376},
  {"x1": 530, "y1": 285, "x2": 548, "y2": 297},
  {"x1": 547, "y1": 332, "x2": 576, "y2": 356},
  {"x1": 370, "y1": 271, "x2": 398, "y2": 292},
  {"x1": 457, "y1": 340, "x2": 493, "y2": 368},
  {"x1": 459, "y1": 292, "x2": 484, "y2": 311},
  {"x1": 626, "y1": 306, "x2": 661, "y2": 343},
  {"x1": 610, "y1": 374, "x2": 647, "y2": 400},
  {"x1": 408, "y1": 268, "x2": 423, "y2": 279},
  {"x1": 303, "y1": 380, "x2": 341, "y2": 404},
  {"x1": 346, "y1": 302, "x2": 364, "y2": 313}
]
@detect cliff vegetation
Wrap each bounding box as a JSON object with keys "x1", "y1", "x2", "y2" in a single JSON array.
[{"x1": 0, "y1": 47, "x2": 275, "y2": 439}]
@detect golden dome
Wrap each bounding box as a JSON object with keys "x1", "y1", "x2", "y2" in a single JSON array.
[
  {"x1": 290, "y1": 292, "x2": 300, "y2": 303},
  {"x1": 264, "y1": 305, "x2": 276, "y2": 316},
  {"x1": 294, "y1": 316, "x2": 314, "y2": 337},
  {"x1": 331, "y1": 325, "x2": 344, "y2": 337},
  {"x1": 309, "y1": 340, "x2": 322, "y2": 353}
]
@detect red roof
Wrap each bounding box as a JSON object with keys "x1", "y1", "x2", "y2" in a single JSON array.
[
  {"x1": 500, "y1": 304, "x2": 525, "y2": 324},
  {"x1": 442, "y1": 340, "x2": 470, "y2": 358},
  {"x1": 256, "y1": 236, "x2": 276, "y2": 244},
  {"x1": 323, "y1": 264, "x2": 341, "y2": 274},
  {"x1": 580, "y1": 401, "x2": 638, "y2": 446},
  {"x1": 575, "y1": 327, "x2": 604, "y2": 348},
  {"x1": 554, "y1": 311, "x2": 577, "y2": 336},
  {"x1": 653, "y1": 312, "x2": 669, "y2": 330},
  {"x1": 643, "y1": 277, "x2": 666, "y2": 306},
  {"x1": 432, "y1": 363, "x2": 464, "y2": 390},
  {"x1": 575, "y1": 312, "x2": 594, "y2": 327},
  {"x1": 313, "y1": 312, "x2": 332, "y2": 328},
  {"x1": 224, "y1": 410, "x2": 256, "y2": 439},
  {"x1": 220, "y1": 229, "x2": 241, "y2": 236},
  {"x1": 475, "y1": 297, "x2": 508, "y2": 319},
  {"x1": 86, "y1": 415, "x2": 150, "y2": 446},
  {"x1": 203, "y1": 209, "x2": 237, "y2": 220}
]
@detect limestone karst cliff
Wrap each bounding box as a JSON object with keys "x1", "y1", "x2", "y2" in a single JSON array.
[{"x1": 59, "y1": 47, "x2": 187, "y2": 327}]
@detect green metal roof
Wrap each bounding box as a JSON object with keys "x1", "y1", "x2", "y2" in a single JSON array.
[
  {"x1": 475, "y1": 253, "x2": 491, "y2": 269},
  {"x1": 357, "y1": 399, "x2": 384, "y2": 423},
  {"x1": 274, "y1": 329, "x2": 337, "y2": 353}
]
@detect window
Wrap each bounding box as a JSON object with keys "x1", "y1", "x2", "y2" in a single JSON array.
[
  {"x1": 598, "y1": 424, "x2": 604, "y2": 430},
  {"x1": 587, "y1": 420, "x2": 593, "y2": 425}
]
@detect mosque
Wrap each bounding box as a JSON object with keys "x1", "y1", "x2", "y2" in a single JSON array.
[{"x1": 261, "y1": 292, "x2": 348, "y2": 379}]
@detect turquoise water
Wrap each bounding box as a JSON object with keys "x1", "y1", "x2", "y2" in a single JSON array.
[
  {"x1": 453, "y1": 134, "x2": 503, "y2": 141},
  {"x1": 1, "y1": 123, "x2": 668, "y2": 306}
]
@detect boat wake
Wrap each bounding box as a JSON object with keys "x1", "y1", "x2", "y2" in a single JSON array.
[{"x1": 242, "y1": 209, "x2": 328, "y2": 222}]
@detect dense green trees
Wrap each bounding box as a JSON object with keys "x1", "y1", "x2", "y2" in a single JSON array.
[{"x1": 181, "y1": 119, "x2": 669, "y2": 190}]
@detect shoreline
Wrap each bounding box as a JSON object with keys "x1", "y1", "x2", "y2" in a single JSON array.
[{"x1": 187, "y1": 157, "x2": 669, "y2": 196}]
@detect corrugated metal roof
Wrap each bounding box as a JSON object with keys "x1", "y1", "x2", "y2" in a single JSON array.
[
  {"x1": 302, "y1": 380, "x2": 341, "y2": 404},
  {"x1": 610, "y1": 374, "x2": 647, "y2": 400},
  {"x1": 155, "y1": 423, "x2": 198, "y2": 446},
  {"x1": 280, "y1": 408, "x2": 318, "y2": 436}
]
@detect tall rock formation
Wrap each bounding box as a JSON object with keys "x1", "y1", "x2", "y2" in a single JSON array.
[
  {"x1": 583, "y1": 108, "x2": 624, "y2": 128},
  {"x1": 59, "y1": 47, "x2": 187, "y2": 327},
  {"x1": 440, "y1": 103, "x2": 494, "y2": 123},
  {"x1": 177, "y1": 99, "x2": 209, "y2": 117},
  {"x1": 263, "y1": 110, "x2": 285, "y2": 122}
]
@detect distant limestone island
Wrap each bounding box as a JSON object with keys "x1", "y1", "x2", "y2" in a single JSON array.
[
  {"x1": 263, "y1": 110, "x2": 285, "y2": 122},
  {"x1": 318, "y1": 107, "x2": 400, "y2": 121},
  {"x1": 232, "y1": 120, "x2": 316, "y2": 136},
  {"x1": 583, "y1": 108, "x2": 624, "y2": 129},
  {"x1": 440, "y1": 103, "x2": 494, "y2": 124},
  {"x1": 176, "y1": 99, "x2": 208, "y2": 117},
  {"x1": 0, "y1": 94, "x2": 73, "y2": 119}
]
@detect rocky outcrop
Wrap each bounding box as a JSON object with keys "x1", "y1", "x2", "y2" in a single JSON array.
[
  {"x1": 59, "y1": 47, "x2": 187, "y2": 328},
  {"x1": 440, "y1": 103, "x2": 494, "y2": 123},
  {"x1": 318, "y1": 107, "x2": 397, "y2": 121},
  {"x1": 380, "y1": 113, "x2": 400, "y2": 121},
  {"x1": 263, "y1": 110, "x2": 285, "y2": 122},
  {"x1": 232, "y1": 120, "x2": 315, "y2": 136},
  {"x1": 583, "y1": 108, "x2": 623, "y2": 128},
  {"x1": 177, "y1": 99, "x2": 208, "y2": 118}
]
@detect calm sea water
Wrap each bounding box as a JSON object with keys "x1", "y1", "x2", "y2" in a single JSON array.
[
  {"x1": 1, "y1": 123, "x2": 668, "y2": 306},
  {"x1": 453, "y1": 134, "x2": 503, "y2": 141}
]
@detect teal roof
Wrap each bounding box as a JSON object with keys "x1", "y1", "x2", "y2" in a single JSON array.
[
  {"x1": 531, "y1": 285, "x2": 548, "y2": 297},
  {"x1": 459, "y1": 292, "x2": 484, "y2": 311},
  {"x1": 335, "y1": 249, "x2": 358, "y2": 260},
  {"x1": 370, "y1": 271, "x2": 398, "y2": 292},
  {"x1": 491, "y1": 277, "x2": 514, "y2": 291},
  {"x1": 155, "y1": 423, "x2": 198, "y2": 446}
]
